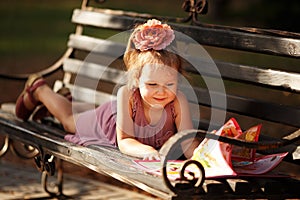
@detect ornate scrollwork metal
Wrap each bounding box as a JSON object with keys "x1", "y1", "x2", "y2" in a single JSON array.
[
  {"x1": 160, "y1": 130, "x2": 206, "y2": 195},
  {"x1": 0, "y1": 135, "x2": 39, "y2": 159},
  {"x1": 160, "y1": 127, "x2": 300, "y2": 195},
  {"x1": 0, "y1": 135, "x2": 9, "y2": 158},
  {"x1": 41, "y1": 159, "x2": 65, "y2": 198},
  {"x1": 34, "y1": 147, "x2": 56, "y2": 176},
  {"x1": 179, "y1": 160, "x2": 205, "y2": 188},
  {"x1": 181, "y1": 0, "x2": 208, "y2": 24},
  {"x1": 10, "y1": 140, "x2": 39, "y2": 159},
  {"x1": 93, "y1": 0, "x2": 208, "y2": 25},
  {"x1": 0, "y1": 135, "x2": 64, "y2": 197},
  {"x1": 34, "y1": 147, "x2": 65, "y2": 198}
]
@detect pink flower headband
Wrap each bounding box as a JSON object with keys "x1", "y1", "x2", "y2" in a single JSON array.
[{"x1": 132, "y1": 19, "x2": 175, "y2": 51}]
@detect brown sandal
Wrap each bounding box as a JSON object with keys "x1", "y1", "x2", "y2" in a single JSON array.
[{"x1": 15, "y1": 74, "x2": 46, "y2": 121}]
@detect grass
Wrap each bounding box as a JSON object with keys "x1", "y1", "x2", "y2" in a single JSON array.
[
  {"x1": 0, "y1": 0, "x2": 78, "y2": 56},
  {"x1": 0, "y1": 0, "x2": 186, "y2": 69}
]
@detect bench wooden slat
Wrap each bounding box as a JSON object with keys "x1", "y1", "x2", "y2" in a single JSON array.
[
  {"x1": 63, "y1": 58, "x2": 126, "y2": 84},
  {"x1": 72, "y1": 9, "x2": 137, "y2": 30},
  {"x1": 182, "y1": 86, "x2": 300, "y2": 128},
  {"x1": 54, "y1": 80, "x2": 116, "y2": 105},
  {"x1": 68, "y1": 34, "x2": 126, "y2": 56},
  {"x1": 68, "y1": 34, "x2": 300, "y2": 93},
  {"x1": 226, "y1": 179, "x2": 253, "y2": 194},
  {"x1": 215, "y1": 61, "x2": 300, "y2": 92},
  {"x1": 183, "y1": 25, "x2": 300, "y2": 58},
  {"x1": 62, "y1": 59, "x2": 300, "y2": 128},
  {"x1": 72, "y1": 9, "x2": 300, "y2": 57},
  {"x1": 185, "y1": 57, "x2": 300, "y2": 92},
  {"x1": 62, "y1": 57, "x2": 300, "y2": 127}
]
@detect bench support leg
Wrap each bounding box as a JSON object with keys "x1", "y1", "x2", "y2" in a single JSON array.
[
  {"x1": 33, "y1": 147, "x2": 69, "y2": 198},
  {"x1": 0, "y1": 136, "x2": 67, "y2": 198},
  {"x1": 41, "y1": 158, "x2": 68, "y2": 199},
  {"x1": 0, "y1": 135, "x2": 9, "y2": 157}
]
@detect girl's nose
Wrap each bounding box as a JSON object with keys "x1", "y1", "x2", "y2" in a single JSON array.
[{"x1": 156, "y1": 85, "x2": 165, "y2": 94}]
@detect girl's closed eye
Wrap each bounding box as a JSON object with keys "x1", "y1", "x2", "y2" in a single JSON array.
[
  {"x1": 166, "y1": 83, "x2": 175, "y2": 87},
  {"x1": 146, "y1": 83, "x2": 158, "y2": 87}
]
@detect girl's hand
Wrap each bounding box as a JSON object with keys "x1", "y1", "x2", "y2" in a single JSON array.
[{"x1": 142, "y1": 150, "x2": 160, "y2": 160}]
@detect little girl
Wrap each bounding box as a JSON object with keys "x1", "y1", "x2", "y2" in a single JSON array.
[{"x1": 15, "y1": 19, "x2": 198, "y2": 160}]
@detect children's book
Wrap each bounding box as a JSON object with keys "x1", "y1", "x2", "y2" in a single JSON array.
[{"x1": 133, "y1": 118, "x2": 288, "y2": 180}]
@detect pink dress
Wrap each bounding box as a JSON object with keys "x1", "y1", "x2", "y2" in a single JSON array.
[{"x1": 65, "y1": 89, "x2": 177, "y2": 149}]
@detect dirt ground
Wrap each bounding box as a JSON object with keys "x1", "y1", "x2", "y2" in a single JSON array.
[{"x1": 0, "y1": 147, "x2": 158, "y2": 199}]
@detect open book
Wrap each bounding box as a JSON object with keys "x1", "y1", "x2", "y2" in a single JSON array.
[{"x1": 134, "y1": 118, "x2": 288, "y2": 179}]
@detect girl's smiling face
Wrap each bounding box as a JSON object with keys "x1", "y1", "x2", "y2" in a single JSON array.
[{"x1": 138, "y1": 64, "x2": 178, "y2": 109}]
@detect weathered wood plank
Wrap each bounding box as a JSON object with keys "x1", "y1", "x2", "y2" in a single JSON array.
[
  {"x1": 68, "y1": 34, "x2": 300, "y2": 92},
  {"x1": 184, "y1": 57, "x2": 300, "y2": 92},
  {"x1": 226, "y1": 179, "x2": 253, "y2": 194},
  {"x1": 182, "y1": 86, "x2": 300, "y2": 127},
  {"x1": 63, "y1": 58, "x2": 126, "y2": 83},
  {"x1": 54, "y1": 80, "x2": 116, "y2": 105},
  {"x1": 72, "y1": 9, "x2": 300, "y2": 57},
  {"x1": 68, "y1": 34, "x2": 126, "y2": 56}
]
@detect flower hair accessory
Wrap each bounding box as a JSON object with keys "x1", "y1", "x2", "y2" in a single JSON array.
[{"x1": 132, "y1": 19, "x2": 175, "y2": 51}]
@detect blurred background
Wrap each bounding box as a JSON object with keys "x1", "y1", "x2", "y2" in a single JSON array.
[{"x1": 0, "y1": 0, "x2": 299, "y2": 104}]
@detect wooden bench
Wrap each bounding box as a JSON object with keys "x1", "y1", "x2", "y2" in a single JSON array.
[{"x1": 0, "y1": 0, "x2": 299, "y2": 199}]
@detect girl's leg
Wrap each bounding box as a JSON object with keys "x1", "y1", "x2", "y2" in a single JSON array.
[{"x1": 33, "y1": 84, "x2": 76, "y2": 133}]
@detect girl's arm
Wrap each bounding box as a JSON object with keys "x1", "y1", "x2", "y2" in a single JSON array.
[
  {"x1": 116, "y1": 86, "x2": 159, "y2": 160},
  {"x1": 174, "y1": 91, "x2": 200, "y2": 158}
]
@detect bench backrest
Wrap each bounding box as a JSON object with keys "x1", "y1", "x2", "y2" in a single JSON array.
[{"x1": 55, "y1": 0, "x2": 300, "y2": 141}]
